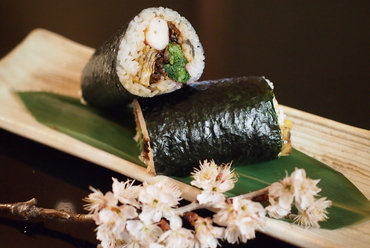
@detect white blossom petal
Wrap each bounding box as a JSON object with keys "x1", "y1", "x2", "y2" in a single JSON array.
[
  {"x1": 84, "y1": 188, "x2": 118, "y2": 218},
  {"x1": 191, "y1": 160, "x2": 237, "y2": 194},
  {"x1": 213, "y1": 198, "x2": 266, "y2": 244},
  {"x1": 268, "y1": 178, "x2": 294, "y2": 209},
  {"x1": 194, "y1": 216, "x2": 224, "y2": 248},
  {"x1": 149, "y1": 243, "x2": 165, "y2": 248},
  {"x1": 266, "y1": 202, "x2": 291, "y2": 218},
  {"x1": 126, "y1": 219, "x2": 163, "y2": 246},
  {"x1": 139, "y1": 180, "x2": 181, "y2": 224},
  {"x1": 224, "y1": 223, "x2": 246, "y2": 244},
  {"x1": 196, "y1": 190, "x2": 226, "y2": 205},
  {"x1": 111, "y1": 177, "x2": 141, "y2": 207},
  {"x1": 294, "y1": 197, "x2": 332, "y2": 228}
]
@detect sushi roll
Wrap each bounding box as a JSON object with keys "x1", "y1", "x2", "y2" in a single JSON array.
[
  {"x1": 133, "y1": 76, "x2": 292, "y2": 176},
  {"x1": 81, "y1": 7, "x2": 205, "y2": 108}
]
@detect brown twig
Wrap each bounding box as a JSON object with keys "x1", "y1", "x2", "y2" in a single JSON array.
[
  {"x1": 0, "y1": 198, "x2": 94, "y2": 224},
  {"x1": 174, "y1": 201, "x2": 214, "y2": 216}
]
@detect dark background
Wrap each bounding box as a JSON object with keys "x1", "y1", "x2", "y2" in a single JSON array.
[
  {"x1": 0, "y1": 1, "x2": 369, "y2": 247},
  {"x1": 0, "y1": 0, "x2": 369, "y2": 130}
]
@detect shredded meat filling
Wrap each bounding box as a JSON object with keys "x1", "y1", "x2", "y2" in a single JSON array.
[
  {"x1": 168, "y1": 22, "x2": 181, "y2": 43},
  {"x1": 149, "y1": 22, "x2": 181, "y2": 84},
  {"x1": 141, "y1": 138, "x2": 151, "y2": 162},
  {"x1": 150, "y1": 49, "x2": 168, "y2": 84}
]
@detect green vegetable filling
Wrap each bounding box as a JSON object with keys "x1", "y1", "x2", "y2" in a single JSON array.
[{"x1": 164, "y1": 42, "x2": 190, "y2": 83}]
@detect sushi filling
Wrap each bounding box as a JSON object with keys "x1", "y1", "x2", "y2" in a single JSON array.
[
  {"x1": 143, "y1": 19, "x2": 191, "y2": 84},
  {"x1": 116, "y1": 7, "x2": 205, "y2": 97},
  {"x1": 273, "y1": 98, "x2": 292, "y2": 156},
  {"x1": 132, "y1": 100, "x2": 155, "y2": 174},
  {"x1": 267, "y1": 78, "x2": 292, "y2": 156}
]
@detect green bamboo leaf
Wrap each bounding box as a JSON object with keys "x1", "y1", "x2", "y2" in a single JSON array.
[
  {"x1": 17, "y1": 91, "x2": 143, "y2": 166},
  {"x1": 17, "y1": 91, "x2": 370, "y2": 229}
]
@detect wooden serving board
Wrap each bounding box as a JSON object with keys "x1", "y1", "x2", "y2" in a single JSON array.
[{"x1": 0, "y1": 29, "x2": 369, "y2": 248}]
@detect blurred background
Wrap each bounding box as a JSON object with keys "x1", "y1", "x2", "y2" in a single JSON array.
[{"x1": 0, "y1": 0, "x2": 369, "y2": 129}]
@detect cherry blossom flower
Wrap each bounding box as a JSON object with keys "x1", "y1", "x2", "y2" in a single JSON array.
[
  {"x1": 90, "y1": 199, "x2": 138, "y2": 248},
  {"x1": 266, "y1": 168, "x2": 331, "y2": 227},
  {"x1": 97, "y1": 204, "x2": 137, "y2": 225},
  {"x1": 213, "y1": 198, "x2": 266, "y2": 244},
  {"x1": 126, "y1": 219, "x2": 163, "y2": 247},
  {"x1": 155, "y1": 215, "x2": 195, "y2": 247},
  {"x1": 96, "y1": 218, "x2": 136, "y2": 248},
  {"x1": 139, "y1": 179, "x2": 182, "y2": 223},
  {"x1": 265, "y1": 200, "x2": 291, "y2": 219},
  {"x1": 191, "y1": 160, "x2": 220, "y2": 189},
  {"x1": 268, "y1": 175, "x2": 295, "y2": 210},
  {"x1": 291, "y1": 169, "x2": 321, "y2": 211},
  {"x1": 224, "y1": 222, "x2": 249, "y2": 244},
  {"x1": 293, "y1": 197, "x2": 332, "y2": 228},
  {"x1": 112, "y1": 178, "x2": 142, "y2": 208},
  {"x1": 84, "y1": 187, "x2": 117, "y2": 215},
  {"x1": 196, "y1": 190, "x2": 226, "y2": 206},
  {"x1": 154, "y1": 178, "x2": 182, "y2": 200},
  {"x1": 191, "y1": 160, "x2": 237, "y2": 205},
  {"x1": 95, "y1": 223, "x2": 116, "y2": 248},
  {"x1": 193, "y1": 216, "x2": 224, "y2": 248}
]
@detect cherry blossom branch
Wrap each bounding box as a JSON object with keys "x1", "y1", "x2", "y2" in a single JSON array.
[
  {"x1": 0, "y1": 198, "x2": 94, "y2": 224},
  {"x1": 0, "y1": 161, "x2": 332, "y2": 248},
  {"x1": 174, "y1": 201, "x2": 213, "y2": 216},
  {"x1": 174, "y1": 186, "x2": 270, "y2": 216},
  {"x1": 230, "y1": 186, "x2": 269, "y2": 201}
]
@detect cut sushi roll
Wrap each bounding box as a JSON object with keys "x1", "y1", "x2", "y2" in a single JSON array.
[
  {"x1": 133, "y1": 76, "x2": 292, "y2": 176},
  {"x1": 81, "y1": 7, "x2": 205, "y2": 108}
]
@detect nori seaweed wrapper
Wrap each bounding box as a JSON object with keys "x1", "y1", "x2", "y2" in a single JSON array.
[
  {"x1": 134, "y1": 76, "x2": 285, "y2": 176},
  {"x1": 81, "y1": 24, "x2": 132, "y2": 108}
]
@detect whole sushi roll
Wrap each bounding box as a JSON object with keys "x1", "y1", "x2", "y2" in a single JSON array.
[
  {"x1": 133, "y1": 76, "x2": 292, "y2": 176},
  {"x1": 81, "y1": 7, "x2": 205, "y2": 108}
]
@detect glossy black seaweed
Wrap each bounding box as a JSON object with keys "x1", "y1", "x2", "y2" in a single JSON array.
[
  {"x1": 80, "y1": 24, "x2": 136, "y2": 108},
  {"x1": 137, "y1": 77, "x2": 283, "y2": 176}
]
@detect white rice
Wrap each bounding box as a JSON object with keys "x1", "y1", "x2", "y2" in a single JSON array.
[{"x1": 116, "y1": 7, "x2": 205, "y2": 97}]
